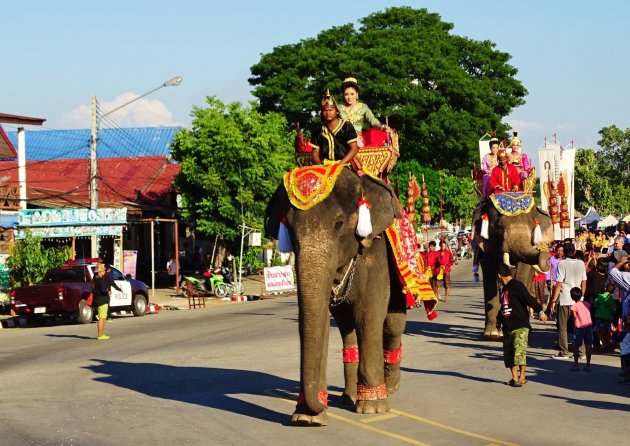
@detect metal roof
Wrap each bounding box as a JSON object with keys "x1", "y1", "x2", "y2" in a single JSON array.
[{"x1": 4, "y1": 127, "x2": 181, "y2": 160}]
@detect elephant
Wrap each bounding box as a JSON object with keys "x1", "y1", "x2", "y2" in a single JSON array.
[
  {"x1": 265, "y1": 167, "x2": 407, "y2": 426},
  {"x1": 472, "y1": 194, "x2": 554, "y2": 340}
]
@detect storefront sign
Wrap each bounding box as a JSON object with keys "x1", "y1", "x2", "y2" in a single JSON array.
[
  {"x1": 15, "y1": 225, "x2": 123, "y2": 239},
  {"x1": 18, "y1": 208, "x2": 127, "y2": 227}
]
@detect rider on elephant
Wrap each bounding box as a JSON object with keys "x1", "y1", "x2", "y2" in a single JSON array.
[
  {"x1": 481, "y1": 137, "x2": 500, "y2": 197},
  {"x1": 309, "y1": 90, "x2": 361, "y2": 171},
  {"x1": 490, "y1": 148, "x2": 521, "y2": 194},
  {"x1": 338, "y1": 77, "x2": 387, "y2": 147},
  {"x1": 507, "y1": 132, "x2": 531, "y2": 190}
]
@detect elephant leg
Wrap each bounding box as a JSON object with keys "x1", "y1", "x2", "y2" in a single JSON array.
[
  {"x1": 481, "y1": 258, "x2": 501, "y2": 340},
  {"x1": 383, "y1": 310, "x2": 406, "y2": 395},
  {"x1": 330, "y1": 303, "x2": 358, "y2": 405},
  {"x1": 354, "y1": 272, "x2": 390, "y2": 414}
]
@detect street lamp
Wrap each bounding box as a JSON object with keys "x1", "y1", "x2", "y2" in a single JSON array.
[{"x1": 89, "y1": 75, "x2": 183, "y2": 256}]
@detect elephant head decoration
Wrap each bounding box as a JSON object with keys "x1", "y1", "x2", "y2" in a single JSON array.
[
  {"x1": 472, "y1": 193, "x2": 554, "y2": 339},
  {"x1": 265, "y1": 165, "x2": 408, "y2": 426}
]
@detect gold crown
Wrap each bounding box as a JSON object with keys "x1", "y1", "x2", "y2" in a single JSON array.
[
  {"x1": 343, "y1": 77, "x2": 358, "y2": 85},
  {"x1": 321, "y1": 89, "x2": 337, "y2": 108}
]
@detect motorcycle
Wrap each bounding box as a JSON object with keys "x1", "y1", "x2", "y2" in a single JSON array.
[
  {"x1": 180, "y1": 269, "x2": 230, "y2": 298},
  {"x1": 220, "y1": 266, "x2": 245, "y2": 295}
]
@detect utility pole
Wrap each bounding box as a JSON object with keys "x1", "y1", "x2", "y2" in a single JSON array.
[{"x1": 90, "y1": 95, "x2": 98, "y2": 257}]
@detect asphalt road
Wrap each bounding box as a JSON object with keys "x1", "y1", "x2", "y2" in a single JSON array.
[{"x1": 0, "y1": 260, "x2": 627, "y2": 446}]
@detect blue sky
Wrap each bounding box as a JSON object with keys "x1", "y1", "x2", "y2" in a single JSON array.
[{"x1": 3, "y1": 0, "x2": 629, "y2": 154}]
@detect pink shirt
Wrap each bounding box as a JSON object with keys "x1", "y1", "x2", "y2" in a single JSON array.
[{"x1": 570, "y1": 300, "x2": 592, "y2": 328}]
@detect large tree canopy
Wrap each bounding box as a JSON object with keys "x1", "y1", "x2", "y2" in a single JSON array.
[
  {"x1": 170, "y1": 97, "x2": 295, "y2": 241},
  {"x1": 250, "y1": 7, "x2": 527, "y2": 174}
]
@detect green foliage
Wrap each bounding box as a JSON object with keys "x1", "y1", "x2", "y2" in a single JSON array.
[
  {"x1": 597, "y1": 125, "x2": 630, "y2": 187},
  {"x1": 170, "y1": 97, "x2": 296, "y2": 241},
  {"x1": 390, "y1": 160, "x2": 477, "y2": 225},
  {"x1": 575, "y1": 126, "x2": 630, "y2": 215},
  {"x1": 7, "y1": 231, "x2": 73, "y2": 287},
  {"x1": 237, "y1": 247, "x2": 264, "y2": 272},
  {"x1": 250, "y1": 6, "x2": 526, "y2": 173}
]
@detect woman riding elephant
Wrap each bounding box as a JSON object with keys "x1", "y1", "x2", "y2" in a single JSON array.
[{"x1": 338, "y1": 77, "x2": 387, "y2": 147}]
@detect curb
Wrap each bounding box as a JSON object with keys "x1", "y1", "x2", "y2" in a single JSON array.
[
  {"x1": 220, "y1": 295, "x2": 261, "y2": 302},
  {"x1": 0, "y1": 317, "x2": 28, "y2": 329}
]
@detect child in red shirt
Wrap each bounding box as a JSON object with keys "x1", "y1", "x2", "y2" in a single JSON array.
[{"x1": 570, "y1": 287, "x2": 593, "y2": 372}]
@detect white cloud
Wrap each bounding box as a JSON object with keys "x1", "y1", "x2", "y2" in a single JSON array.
[{"x1": 61, "y1": 92, "x2": 180, "y2": 128}]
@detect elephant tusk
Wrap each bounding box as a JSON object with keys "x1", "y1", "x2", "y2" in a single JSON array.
[{"x1": 532, "y1": 264, "x2": 544, "y2": 274}]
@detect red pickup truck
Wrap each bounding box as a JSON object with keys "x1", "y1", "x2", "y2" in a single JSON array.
[{"x1": 10, "y1": 260, "x2": 150, "y2": 324}]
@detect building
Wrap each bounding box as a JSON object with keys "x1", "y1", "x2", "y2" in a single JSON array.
[{"x1": 0, "y1": 126, "x2": 182, "y2": 282}]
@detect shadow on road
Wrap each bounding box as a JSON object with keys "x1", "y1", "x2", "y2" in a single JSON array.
[
  {"x1": 84, "y1": 359, "x2": 298, "y2": 425},
  {"x1": 45, "y1": 334, "x2": 93, "y2": 340}
]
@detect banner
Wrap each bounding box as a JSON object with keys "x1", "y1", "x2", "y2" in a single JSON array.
[
  {"x1": 538, "y1": 144, "x2": 575, "y2": 240},
  {"x1": 263, "y1": 265, "x2": 295, "y2": 292},
  {"x1": 123, "y1": 250, "x2": 138, "y2": 279}
]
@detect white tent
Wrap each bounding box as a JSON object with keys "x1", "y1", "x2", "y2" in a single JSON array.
[{"x1": 597, "y1": 215, "x2": 619, "y2": 228}]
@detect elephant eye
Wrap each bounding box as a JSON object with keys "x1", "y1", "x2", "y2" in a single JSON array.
[{"x1": 334, "y1": 220, "x2": 344, "y2": 231}]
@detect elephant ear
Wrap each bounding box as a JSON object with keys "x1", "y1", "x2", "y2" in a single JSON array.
[
  {"x1": 264, "y1": 184, "x2": 292, "y2": 239},
  {"x1": 360, "y1": 175, "x2": 401, "y2": 241}
]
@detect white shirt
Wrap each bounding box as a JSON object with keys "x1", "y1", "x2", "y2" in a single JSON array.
[
  {"x1": 556, "y1": 258, "x2": 587, "y2": 306},
  {"x1": 609, "y1": 268, "x2": 630, "y2": 319}
]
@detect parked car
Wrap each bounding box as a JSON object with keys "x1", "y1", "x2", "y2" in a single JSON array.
[{"x1": 10, "y1": 258, "x2": 149, "y2": 324}]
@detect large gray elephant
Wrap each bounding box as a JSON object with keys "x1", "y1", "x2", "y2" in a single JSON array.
[
  {"x1": 472, "y1": 195, "x2": 554, "y2": 339},
  {"x1": 265, "y1": 168, "x2": 407, "y2": 426}
]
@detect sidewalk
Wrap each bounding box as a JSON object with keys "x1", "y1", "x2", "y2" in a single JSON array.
[{"x1": 149, "y1": 274, "x2": 296, "y2": 310}]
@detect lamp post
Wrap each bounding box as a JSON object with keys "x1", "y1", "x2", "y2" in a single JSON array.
[{"x1": 89, "y1": 76, "x2": 183, "y2": 257}]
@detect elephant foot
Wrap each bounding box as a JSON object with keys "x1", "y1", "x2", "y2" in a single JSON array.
[
  {"x1": 355, "y1": 399, "x2": 390, "y2": 414},
  {"x1": 291, "y1": 409, "x2": 328, "y2": 427},
  {"x1": 341, "y1": 391, "x2": 356, "y2": 406},
  {"x1": 483, "y1": 326, "x2": 502, "y2": 341},
  {"x1": 384, "y1": 364, "x2": 401, "y2": 395}
]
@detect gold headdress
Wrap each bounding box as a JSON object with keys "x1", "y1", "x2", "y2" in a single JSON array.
[
  {"x1": 341, "y1": 77, "x2": 360, "y2": 92},
  {"x1": 510, "y1": 131, "x2": 521, "y2": 147},
  {"x1": 321, "y1": 89, "x2": 338, "y2": 108}
]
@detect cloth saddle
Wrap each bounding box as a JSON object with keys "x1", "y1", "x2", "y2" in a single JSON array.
[{"x1": 489, "y1": 192, "x2": 534, "y2": 216}]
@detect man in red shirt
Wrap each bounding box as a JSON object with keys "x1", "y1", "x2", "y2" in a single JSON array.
[
  {"x1": 490, "y1": 148, "x2": 521, "y2": 194},
  {"x1": 426, "y1": 241, "x2": 441, "y2": 299},
  {"x1": 437, "y1": 240, "x2": 455, "y2": 301}
]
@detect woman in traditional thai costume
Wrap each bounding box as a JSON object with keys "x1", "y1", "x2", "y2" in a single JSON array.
[
  {"x1": 309, "y1": 90, "x2": 361, "y2": 171},
  {"x1": 481, "y1": 137, "x2": 499, "y2": 197},
  {"x1": 507, "y1": 132, "x2": 531, "y2": 186},
  {"x1": 338, "y1": 77, "x2": 386, "y2": 147}
]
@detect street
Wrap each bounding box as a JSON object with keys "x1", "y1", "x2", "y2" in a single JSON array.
[{"x1": 0, "y1": 262, "x2": 627, "y2": 446}]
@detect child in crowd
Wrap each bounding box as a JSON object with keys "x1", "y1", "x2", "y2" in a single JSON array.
[
  {"x1": 570, "y1": 287, "x2": 593, "y2": 371},
  {"x1": 593, "y1": 282, "x2": 618, "y2": 351},
  {"x1": 620, "y1": 316, "x2": 630, "y2": 384},
  {"x1": 496, "y1": 264, "x2": 547, "y2": 387}
]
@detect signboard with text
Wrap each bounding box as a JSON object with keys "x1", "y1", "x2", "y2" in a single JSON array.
[
  {"x1": 18, "y1": 208, "x2": 127, "y2": 227},
  {"x1": 263, "y1": 265, "x2": 295, "y2": 293}
]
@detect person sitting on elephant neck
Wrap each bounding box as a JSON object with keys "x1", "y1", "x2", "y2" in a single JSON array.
[
  {"x1": 309, "y1": 90, "x2": 361, "y2": 171},
  {"x1": 496, "y1": 263, "x2": 548, "y2": 387},
  {"x1": 489, "y1": 148, "x2": 521, "y2": 194}
]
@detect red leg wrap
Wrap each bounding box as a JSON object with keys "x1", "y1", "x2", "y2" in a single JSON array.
[
  {"x1": 356, "y1": 383, "x2": 387, "y2": 401},
  {"x1": 343, "y1": 346, "x2": 360, "y2": 363},
  {"x1": 383, "y1": 343, "x2": 402, "y2": 364},
  {"x1": 296, "y1": 390, "x2": 328, "y2": 408}
]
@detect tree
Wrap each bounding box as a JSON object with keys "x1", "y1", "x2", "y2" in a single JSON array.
[
  {"x1": 574, "y1": 148, "x2": 614, "y2": 213},
  {"x1": 170, "y1": 97, "x2": 296, "y2": 242},
  {"x1": 597, "y1": 124, "x2": 630, "y2": 187},
  {"x1": 250, "y1": 7, "x2": 526, "y2": 174},
  {"x1": 7, "y1": 231, "x2": 73, "y2": 287}
]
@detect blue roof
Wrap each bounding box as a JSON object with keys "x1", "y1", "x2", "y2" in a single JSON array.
[{"x1": 5, "y1": 127, "x2": 181, "y2": 160}]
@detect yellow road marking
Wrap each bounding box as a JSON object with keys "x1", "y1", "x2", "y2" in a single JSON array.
[
  {"x1": 327, "y1": 411, "x2": 431, "y2": 446},
  {"x1": 265, "y1": 389, "x2": 518, "y2": 446},
  {"x1": 360, "y1": 413, "x2": 400, "y2": 423},
  {"x1": 390, "y1": 409, "x2": 518, "y2": 446}
]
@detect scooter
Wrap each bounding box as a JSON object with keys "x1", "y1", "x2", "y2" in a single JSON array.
[
  {"x1": 181, "y1": 270, "x2": 230, "y2": 298},
  {"x1": 221, "y1": 266, "x2": 244, "y2": 295}
]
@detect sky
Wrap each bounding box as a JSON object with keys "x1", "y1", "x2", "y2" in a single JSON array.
[{"x1": 3, "y1": 0, "x2": 630, "y2": 156}]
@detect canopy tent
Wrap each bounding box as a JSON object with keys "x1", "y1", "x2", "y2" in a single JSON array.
[
  {"x1": 575, "y1": 207, "x2": 602, "y2": 227},
  {"x1": 621, "y1": 214, "x2": 630, "y2": 223},
  {"x1": 597, "y1": 215, "x2": 619, "y2": 228}
]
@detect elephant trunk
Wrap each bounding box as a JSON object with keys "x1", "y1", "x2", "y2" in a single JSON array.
[{"x1": 295, "y1": 247, "x2": 336, "y2": 414}]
